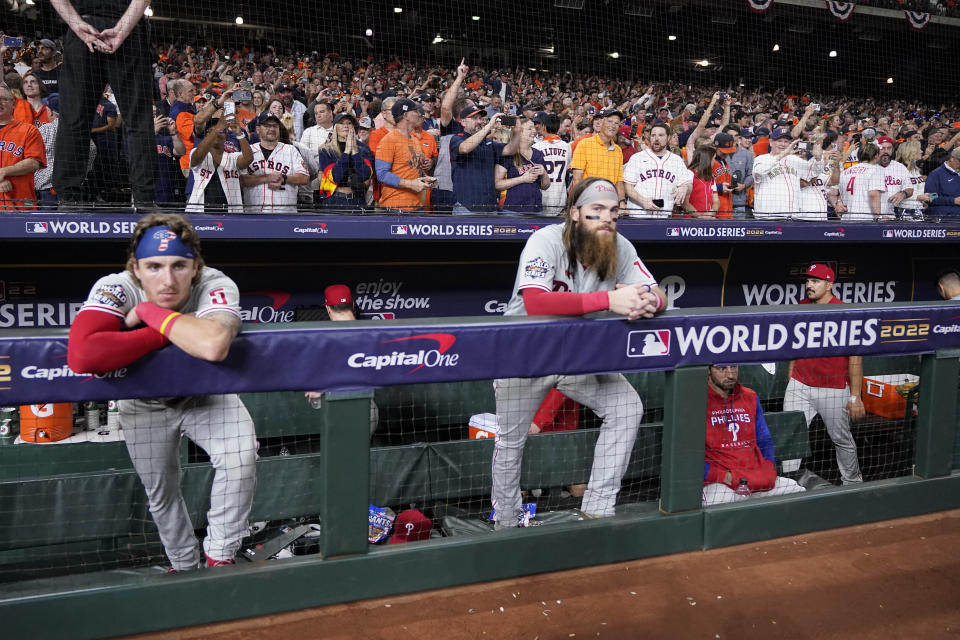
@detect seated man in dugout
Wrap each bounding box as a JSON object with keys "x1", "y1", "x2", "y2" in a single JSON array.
[{"x1": 702, "y1": 364, "x2": 806, "y2": 506}]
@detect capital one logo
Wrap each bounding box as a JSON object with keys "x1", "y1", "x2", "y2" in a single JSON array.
[{"x1": 347, "y1": 333, "x2": 459, "y2": 373}]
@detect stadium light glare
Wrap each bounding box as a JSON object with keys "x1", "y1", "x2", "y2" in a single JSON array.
[
  {"x1": 698, "y1": 59, "x2": 710, "y2": 67},
  {"x1": 143, "y1": 6, "x2": 152, "y2": 16},
  {"x1": 235, "y1": 16, "x2": 243, "y2": 25},
  {"x1": 886, "y1": 77, "x2": 894, "y2": 84},
  {"x1": 472, "y1": 15, "x2": 480, "y2": 21},
  {"x1": 25, "y1": 0, "x2": 35, "y2": 4},
  {"x1": 365, "y1": 28, "x2": 373, "y2": 37},
  {"x1": 394, "y1": 7, "x2": 402, "y2": 13},
  {"x1": 609, "y1": 52, "x2": 619, "y2": 59},
  {"x1": 829, "y1": 50, "x2": 837, "y2": 57},
  {"x1": 772, "y1": 43, "x2": 780, "y2": 51},
  {"x1": 668, "y1": 35, "x2": 677, "y2": 41},
  {"x1": 432, "y1": 34, "x2": 443, "y2": 44}
]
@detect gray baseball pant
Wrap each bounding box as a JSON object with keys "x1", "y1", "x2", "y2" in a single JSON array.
[
  {"x1": 120, "y1": 394, "x2": 258, "y2": 570},
  {"x1": 783, "y1": 378, "x2": 863, "y2": 484},
  {"x1": 492, "y1": 374, "x2": 643, "y2": 526}
]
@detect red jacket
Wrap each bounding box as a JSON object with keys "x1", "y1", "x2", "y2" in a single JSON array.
[{"x1": 703, "y1": 382, "x2": 777, "y2": 491}]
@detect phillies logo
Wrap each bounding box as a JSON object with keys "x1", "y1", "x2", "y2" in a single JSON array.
[
  {"x1": 153, "y1": 229, "x2": 176, "y2": 251},
  {"x1": 347, "y1": 333, "x2": 459, "y2": 373}
]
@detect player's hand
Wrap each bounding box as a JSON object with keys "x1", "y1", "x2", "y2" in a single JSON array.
[
  {"x1": 457, "y1": 57, "x2": 469, "y2": 79},
  {"x1": 835, "y1": 198, "x2": 848, "y2": 213},
  {"x1": 522, "y1": 170, "x2": 539, "y2": 184},
  {"x1": 889, "y1": 192, "x2": 906, "y2": 205},
  {"x1": 917, "y1": 193, "x2": 933, "y2": 204},
  {"x1": 610, "y1": 284, "x2": 658, "y2": 320},
  {"x1": 488, "y1": 112, "x2": 503, "y2": 130},
  {"x1": 846, "y1": 397, "x2": 865, "y2": 420},
  {"x1": 304, "y1": 391, "x2": 322, "y2": 402},
  {"x1": 0, "y1": 179, "x2": 12, "y2": 193},
  {"x1": 123, "y1": 306, "x2": 144, "y2": 329},
  {"x1": 528, "y1": 422, "x2": 541, "y2": 435}
]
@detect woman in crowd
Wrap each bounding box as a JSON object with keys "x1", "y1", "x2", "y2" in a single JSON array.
[
  {"x1": 317, "y1": 112, "x2": 373, "y2": 211},
  {"x1": 14, "y1": 72, "x2": 51, "y2": 129},
  {"x1": 251, "y1": 91, "x2": 267, "y2": 115},
  {"x1": 895, "y1": 140, "x2": 927, "y2": 221},
  {"x1": 684, "y1": 145, "x2": 719, "y2": 218},
  {"x1": 494, "y1": 119, "x2": 549, "y2": 215}
]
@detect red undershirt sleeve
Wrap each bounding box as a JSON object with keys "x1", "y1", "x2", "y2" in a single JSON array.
[
  {"x1": 67, "y1": 310, "x2": 170, "y2": 374},
  {"x1": 522, "y1": 288, "x2": 610, "y2": 316}
]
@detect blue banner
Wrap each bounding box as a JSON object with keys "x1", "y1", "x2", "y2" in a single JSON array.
[
  {"x1": 4, "y1": 212, "x2": 960, "y2": 243},
  {"x1": 1, "y1": 303, "x2": 958, "y2": 405}
]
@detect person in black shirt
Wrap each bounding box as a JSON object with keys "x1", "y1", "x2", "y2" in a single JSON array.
[
  {"x1": 32, "y1": 39, "x2": 61, "y2": 95},
  {"x1": 50, "y1": 0, "x2": 156, "y2": 210}
]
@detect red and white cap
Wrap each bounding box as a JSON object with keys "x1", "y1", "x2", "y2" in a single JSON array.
[
  {"x1": 801, "y1": 263, "x2": 835, "y2": 282},
  {"x1": 324, "y1": 284, "x2": 353, "y2": 306},
  {"x1": 387, "y1": 509, "x2": 432, "y2": 544}
]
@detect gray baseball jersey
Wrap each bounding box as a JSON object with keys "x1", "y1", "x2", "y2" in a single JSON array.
[
  {"x1": 492, "y1": 222, "x2": 652, "y2": 527},
  {"x1": 80, "y1": 265, "x2": 253, "y2": 570},
  {"x1": 502, "y1": 223, "x2": 657, "y2": 317},
  {"x1": 81, "y1": 266, "x2": 242, "y2": 322}
]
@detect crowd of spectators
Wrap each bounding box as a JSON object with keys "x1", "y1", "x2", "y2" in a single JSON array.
[
  {"x1": 2, "y1": 35, "x2": 960, "y2": 219},
  {"x1": 857, "y1": 0, "x2": 960, "y2": 17}
]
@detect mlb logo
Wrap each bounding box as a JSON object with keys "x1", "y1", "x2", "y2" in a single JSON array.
[
  {"x1": 626, "y1": 329, "x2": 671, "y2": 357},
  {"x1": 666, "y1": 227, "x2": 680, "y2": 237},
  {"x1": 390, "y1": 225, "x2": 408, "y2": 235},
  {"x1": 25, "y1": 222, "x2": 48, "y2": 234},
  {"x1": 368, "y1": 312, "x2": 396, "y2": 320},
  {"x1": 883, "y1": 229, "x2": 895, "y2": 238}
]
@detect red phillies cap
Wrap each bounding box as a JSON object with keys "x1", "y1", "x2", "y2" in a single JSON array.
[
  {"x1": 388, "y1": 509, "x2": 432, "y2": 544},
  {"x1": 324, "y1": 284, "x2": 353, "y2": 306},
  {"x1": 801, "y1": 263, "x2": 835, "y2": 282}
]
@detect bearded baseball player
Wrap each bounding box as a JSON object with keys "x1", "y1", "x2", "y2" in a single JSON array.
[
  {"x1": 67, "y1": 214, "x2": 257, "y2": 571},
  {"x1": 492, "y1": 177, "x2": 666, "y2": 528},
  {"x1": 623, "y1": 123, "x2": 692, "y2": 218},
  {"x1": 240, "y1": 111, "x2": 309, "y2": 213}
]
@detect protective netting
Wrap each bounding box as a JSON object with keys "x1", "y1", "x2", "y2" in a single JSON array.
[
  {"x1": 0, "y1": 351, "x2": 925, "y2": 582},
  {"x1": 1, "y1": 0, "x2": 959, "y2": 217}
]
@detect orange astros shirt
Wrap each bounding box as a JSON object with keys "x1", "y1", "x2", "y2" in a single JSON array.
[{"x1": 0, "y1": 119, "x2": 46, "y2": 210}]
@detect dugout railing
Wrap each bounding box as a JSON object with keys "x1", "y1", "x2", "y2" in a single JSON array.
[{"x1": 0, "y1": 303, "x2": 959, "y2": 639}]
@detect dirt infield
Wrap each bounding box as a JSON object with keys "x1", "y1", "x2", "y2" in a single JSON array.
[{"x1": 128, "y1": 509, "x2": 960, "y2": 640}]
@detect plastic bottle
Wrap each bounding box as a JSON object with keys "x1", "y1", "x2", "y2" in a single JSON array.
[{"x1": 735, "y1": 478, "x2": 751, "y2": 497}]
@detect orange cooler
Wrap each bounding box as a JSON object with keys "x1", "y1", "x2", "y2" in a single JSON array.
[
  {"x1": 19, "y1": 403, "x2": 73, "y2": 442},
  {"x1": 861, "y1": 375, "x2": 919, "y2": 420}
]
